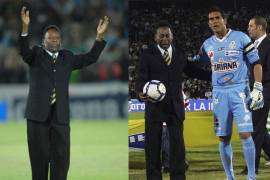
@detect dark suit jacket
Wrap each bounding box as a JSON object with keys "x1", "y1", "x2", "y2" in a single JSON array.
[
  {"x1": 250, "y1": 36, "x2": 270, "y2": 106},
  {"x1": 136, "y1": 45, "x2": 211, "y2": 122},
  {"x1": 18, "y1": 35, "x2": 106, "y2": 124}
]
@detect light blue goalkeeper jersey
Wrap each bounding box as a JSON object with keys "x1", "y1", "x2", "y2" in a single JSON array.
[{"x1": 197, "y1": 29, "x2": 259, "y2": 88}]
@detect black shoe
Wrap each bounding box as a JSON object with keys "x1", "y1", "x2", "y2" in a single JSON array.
[{"x1": 264, "y1": 153, "x2": 270, "y2": 161}]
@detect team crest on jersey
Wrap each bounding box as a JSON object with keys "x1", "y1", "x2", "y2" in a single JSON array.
[
  {"x1": 212, "y1": 59, "x2": 239, "y2": 72},
  {"x1": 229, "y1": 41, "x2": 236, "y2": 49},
  {"x1": 207, "y1": 50, "x2": 214, "y2": 61}
]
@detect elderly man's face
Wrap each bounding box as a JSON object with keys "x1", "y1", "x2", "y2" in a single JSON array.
[
  {"x1": 155, "y1": 27, "x2": 173, "y2": 50},
  {"x1": 43, "y1": 29, "x2": 61, "y2": 53}
]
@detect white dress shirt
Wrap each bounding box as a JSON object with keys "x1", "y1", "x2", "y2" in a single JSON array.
[
  {"x1": 45, "y1": 50, "x2": 59, "y2": 59},
  {"x1": 157, "y1": 44, "x2": 172, "y2": 59}
]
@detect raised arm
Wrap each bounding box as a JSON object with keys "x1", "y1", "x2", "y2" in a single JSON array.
[
  {"x1": 19, "y1": 6, "x2": 35, "y2": 64},
  {"x1": 96, "y1": 16, "x2": 109, "y2": 42},
  {"x1": 71, "y1": 16, "x2": 109, "y2": 70},
  {"x1": 21, "y1": 6, "x2": 30, "y2": 34}
]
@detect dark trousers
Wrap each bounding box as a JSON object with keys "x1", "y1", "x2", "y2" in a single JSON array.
[
  {"x1": 145, "y1": 115, "x2": 186, "y2": 180},
  {"x1": 161, "y1": 125, "x2": 170, "y2": 170},
  {"x1": 27, "y1": 104, "x2": 70, "y2": 180},
  {"x1": 252, "y1": 105, "x2": 270, "y2": 170}
]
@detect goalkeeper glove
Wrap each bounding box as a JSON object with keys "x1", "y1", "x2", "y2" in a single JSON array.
[{"x1": 250, "y1": 81, "x2": 264, "y2": 110}]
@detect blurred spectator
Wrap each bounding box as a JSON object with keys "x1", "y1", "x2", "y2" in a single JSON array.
[{"x1": 0, "y1": 47, "x2": 27, "y2": 83}]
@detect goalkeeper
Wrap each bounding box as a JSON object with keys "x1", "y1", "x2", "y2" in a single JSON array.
[{"x1": 193, "y1": 7, "x2": 263, "y2": 180}]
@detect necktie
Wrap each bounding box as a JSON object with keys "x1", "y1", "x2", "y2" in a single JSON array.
[
  {"x1": 163, "y1": 50, "x2": 171, "y2": 65},
  {"x1": 51, "y1": 54, "x2": 57, "y2": 104},
  {"x1": 52, "y1": 53, "x2": 57, "y2": 63},
  {"x1": 51, "y1": 88, "x2": 56, "y2": 104}
]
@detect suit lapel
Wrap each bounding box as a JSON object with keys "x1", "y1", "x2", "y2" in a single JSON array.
[
  {"x1": 153, "y1": 45, "x2": 166, "y2": 67},
  {"x1": 257, "y1": 37, "x2": 270, "y2": 65},
  {"x1": 40, "y1": 49, "x2": 54, "y2": 80},
  {"x1": 153, "y1": 45, "x2": 174, "y2": 67},
  {"x1": 258, "y1": 37, "x2": 266, "y2": 50},
  {"x1": 56, "y1": 50, "x2": 64, "y2": 66}
]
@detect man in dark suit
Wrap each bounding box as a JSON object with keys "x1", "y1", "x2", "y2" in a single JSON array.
[
  {"x1": 136, "y1": 21, "x2": 211, "y2": 180},
  {"x1": 241, "y1": 15, "x2": 270, "y2": 174},
  {"x1": 19, "y1": 6, "x2": 109, "y2": 180}
]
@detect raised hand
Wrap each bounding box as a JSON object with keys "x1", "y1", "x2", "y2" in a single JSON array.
[
  {"x1": 96, "y1": 16, "x2": 109, "y2": 41},
  {"x1": 21, "y1": 6, "x2": 30, "y2": 25},
  {"x1": 21, "y1": 6, "x2": 30, "y2": 34}
]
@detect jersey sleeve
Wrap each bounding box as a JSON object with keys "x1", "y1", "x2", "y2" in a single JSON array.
[{"x1": 242, "y1": 32, "x2": 260, "y2": 64}]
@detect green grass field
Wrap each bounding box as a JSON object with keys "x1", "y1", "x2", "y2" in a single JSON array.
[
  {"x1": 0, "y1": 120, "x2": 128, "y2": 180},
  {"x1": 129, "y1": 111, "x2": 270, "y2": 180}
]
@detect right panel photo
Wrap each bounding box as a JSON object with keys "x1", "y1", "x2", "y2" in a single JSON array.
[{"x1": 128, "y1": 0, "x2": 270, "y2": 179}]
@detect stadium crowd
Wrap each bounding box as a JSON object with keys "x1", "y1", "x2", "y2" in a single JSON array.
[
  {"x1": 128, "y1": 1, "x2": 270, "y2": 99},
  {"x1": 0, "y1": 0, "x2": 128, "y2": 83}
]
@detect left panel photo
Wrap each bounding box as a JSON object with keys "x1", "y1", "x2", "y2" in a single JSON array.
[{"x1": 0, "y1": 0, "x2": 128, "y2": 180}]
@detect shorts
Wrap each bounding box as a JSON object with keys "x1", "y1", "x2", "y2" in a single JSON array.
[{"x1": 213, "y1": 85, "x2": 253, "y2": 136}]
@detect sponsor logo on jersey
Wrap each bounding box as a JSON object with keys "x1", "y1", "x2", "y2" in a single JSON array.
[
  {"x1": 218, "y1": 47, "x2": 225, "y2": 52},
  {"x1": 212, "y1": 59, "x2": 239, "y2": 72},
  {"x1": 225, "y1": 50, "x2": 240, "y2": 56}
]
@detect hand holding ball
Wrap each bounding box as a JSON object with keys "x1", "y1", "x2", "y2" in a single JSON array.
[{"x1": 143, "y1": 80, "x2": 166, "y2": 102}]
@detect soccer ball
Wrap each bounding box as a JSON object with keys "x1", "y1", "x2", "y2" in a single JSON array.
[{"x1": 143, "y1": 80, "x2": 166, "y2": 102}]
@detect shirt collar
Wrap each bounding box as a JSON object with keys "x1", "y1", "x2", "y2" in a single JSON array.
[
  {"x1": 255, "y1": 33, "x2": 267, "y2": 48},
  {"x1": 45, "y1": 49, "x2": 59, "y2": 58},
  {"x1": 214, "y1": 29, "x2": 232, "y2": 42},
  {"x1": 157, "y1": 44, "x2": 172, "y2": 58}
]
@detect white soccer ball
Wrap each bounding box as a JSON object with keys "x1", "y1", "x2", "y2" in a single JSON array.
[{"x1": 143, "y1": 80, "x2": 166, "y2": 102}]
